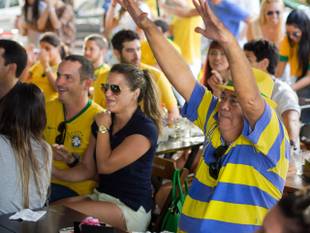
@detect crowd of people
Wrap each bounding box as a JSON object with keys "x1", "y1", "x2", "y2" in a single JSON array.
[{"x1": 0, "y1": 0, "x2": 310, "y2": 233}]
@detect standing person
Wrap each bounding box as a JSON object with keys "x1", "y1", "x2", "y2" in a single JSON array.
[
  {"x1": 44, "y1": 55, "x2": 103, "y2": 202},
  {"x1": 53, "y1": 63, "x2": 162, "y2": 232},
  {"x1": 0, "y1": 83, "x2": 52, "y2": 214},
  {"x1": 247, "y1": 0, "x2": 285, "y2": 46},
  {"x1": 93, "y1": 29, "x2": 180, "y2": 125},
  {"x1": 120, "y1": 0, "x2": 289, "y2": 232},
  {"x1": 276, "y1": 9, "x2": 310, "y2": 122},
  {"x1": 26, "y1": 32, "x2": 64, "y2": 102},
  {"x1": 244, "y1": 39, "x2": 300, "y2": 151},
  {"x1": 0, "y1": 39, "x2": 28, "y2": 101},
  {"x1": 37, "y1": 0, "x2": 76, "y2": 47}
]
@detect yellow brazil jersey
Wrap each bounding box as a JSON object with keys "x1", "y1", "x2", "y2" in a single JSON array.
[
  {"x1": 171, "y1": 0, "x2": 202, "y2": 64},
  {"x1": 28, "y1": 62, "x2": 58, "y2": 102},
  {"x1": 44, "y1": 98, "x2": 103, "y2": 195},
  {"x1": 89, "y1": 64, "x2": 110, "y2": 99},
  {"x1": 141, "y1": 39, "x2": 181, "y2": 66},
  {"x1": 279, "y1": 36, "x2": 300, "y2": 78},
  {"x1": 93, "y1": 63, "x2": 110, "y2": 87},
  {"x1": 93, "y1": 63, "x2": 177, "y2": 111}
]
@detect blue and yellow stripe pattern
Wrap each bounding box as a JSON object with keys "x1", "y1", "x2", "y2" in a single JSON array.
[{"x1": 179, "y1": 82, "x2": 289, "y2": 233}]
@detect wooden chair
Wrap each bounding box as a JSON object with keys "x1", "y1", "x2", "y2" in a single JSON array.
[{"x1": 150, "y1": 156, "x2": 189, "y2": 232}]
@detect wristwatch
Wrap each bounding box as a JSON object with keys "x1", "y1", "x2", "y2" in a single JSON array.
[{"x1": 98, "y1": 125, "x2": 109, "y2": 134}]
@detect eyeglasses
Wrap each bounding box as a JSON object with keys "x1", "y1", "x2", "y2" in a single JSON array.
[
  {"x1": 209, "y1": 145, "x2": 229, "y2": 179},
  {"x1": 55, "y1": 121, "x2": 66, "y2": 145},
  {"x1": 101, "y1": 83, "x2": 121, "y2": 95},
  {"x1": 287, "y1": 31, "x2": 301, "y2": 38},
  {"x1": 266, "y1": 10, "x2": 280, "y2": 16}
]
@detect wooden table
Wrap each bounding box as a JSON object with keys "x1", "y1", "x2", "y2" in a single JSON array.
[
  {"x1": 156, "y1": 135, "x2": 205, "y2": 169},
  {"x1": 0, "y1": 206, "x2": 125, "y2": 233}
]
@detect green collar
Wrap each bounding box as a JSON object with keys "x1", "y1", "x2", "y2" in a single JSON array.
[{"x1": 63, "y1": 99, "x2": 92, "y2": 123}]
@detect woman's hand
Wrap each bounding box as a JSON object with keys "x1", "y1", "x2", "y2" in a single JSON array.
[
  {"x1": 207, "y1": 70, "x2": 224, "y2": 97},
  {"x1": 39, "y1": 49, "x2": 50, "y2": 68},
  {"x1": 95, "y1": 111, "x2": 112, "y2": 129}
]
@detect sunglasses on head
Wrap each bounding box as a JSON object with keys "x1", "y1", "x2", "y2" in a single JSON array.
[
  {"x1": 266, "y1": 10, "x2": 280, "y2": 16},
  {"x1": 55, "y1": 121, "x2": 66, "y2": 145},
  {"x1": 209, "y1": 145, "x2": 229, "y2": 179},
  {"x1": 101, "y1": 83, "x2": 121, "y2": 95}
]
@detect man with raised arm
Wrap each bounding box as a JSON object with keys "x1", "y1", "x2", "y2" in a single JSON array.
[{"x1": 119, "y1": 0, "x2": 289, "y2": 232}]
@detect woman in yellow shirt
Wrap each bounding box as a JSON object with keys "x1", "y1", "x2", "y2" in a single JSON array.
[
  {"x1": 276, "y1": 10, "x2": 310, "y2": 91},
  {"x1": 276, "y1": 10, "x2": 310, "y2": 122},
  {"x1": 26, "y1": 32, "x2": 64, "y2": 102}
]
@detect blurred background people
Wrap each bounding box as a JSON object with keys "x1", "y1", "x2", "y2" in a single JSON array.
[
  {"x1": 247, "y1": 0, "x2": 285, "y2": 46},
  {"x1": 104, "y1": 0, "x2": 152, "y2": 39},
  {"x1": 83, "y1": 34, "x2": 110, "y2": 96},
  {"x1": 25, "y1": 32, "x2": 65, "y2": 102},
  {"x1": 17, "y1": 0, "x2": 47, "y2": 46},
  {"x1": 37, "y1": 0, "x2": 76, "y2": 48},
  {"x1": 0, "y1": 83, "x2": 52, "y2": 214},
  {"x1": 199, "y1": 40, "x2": 230, "y2": 97},
  {"x1": 276, "y1": 9, "x2": 310, "y2": 123}
]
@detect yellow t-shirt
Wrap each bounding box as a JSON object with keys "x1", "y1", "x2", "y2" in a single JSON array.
[
  {"x1": 44, "y1": 98, "x2": 103, "y2": 195},
  {"x1": 94, "y1": 64, "x2": 110, "y2": 85},
  {"x1": 141, "y1": 39, "x2": 181, "y2": 66},
  {"x1": 171, "y1": 1, "x2": 202, "y2": 64},
  {"x1": 93, "y1": 63, "x2": 177, "y2": 111},
  {"x1": 28, "y1": 62, "x2": 58, "y2": 102},
  {"x1": 279, "y1": 36, "x2": 300, "y2": 78}
]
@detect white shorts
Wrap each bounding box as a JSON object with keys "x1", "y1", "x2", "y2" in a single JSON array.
[{"x1": 89, "y1": 189, "x2": 151, "y2": 232}]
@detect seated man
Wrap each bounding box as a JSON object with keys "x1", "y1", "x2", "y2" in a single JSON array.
[
  {"x1": 93, "y1": 29, "x2": 180, "y2": 125},
  {"x1": 120, "y1": 0, "x2": 289, "y2": 232},
  {"x1": 243, "y1": 39, "x2": 301, "y2": 150},
  {"x1": 44, "y1": 55, "x2": 103, "y2": 202}
]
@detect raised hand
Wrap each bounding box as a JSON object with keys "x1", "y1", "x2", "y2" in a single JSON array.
[
  {"x1": 115, "y1": 0, "x2": 150, "y2": 29},
  {"x1": 192, "y1": 0, "x2": 232, "y2": 44}
]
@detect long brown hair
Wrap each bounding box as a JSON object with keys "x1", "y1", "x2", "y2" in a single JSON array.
[
  {"x1": 0, "y1": 83, "x2": 50, "y2": 208},
  {"x1": 110, "y1": 64, "x2": 163, "y2": 133},
  {"x1": 200, "y1": 41, "x2": 227, "y2": 89}
]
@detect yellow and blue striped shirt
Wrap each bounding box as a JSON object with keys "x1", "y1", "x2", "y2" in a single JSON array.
[{"x1": 179, "y1": 82, "x2": 289, "y2": 233}]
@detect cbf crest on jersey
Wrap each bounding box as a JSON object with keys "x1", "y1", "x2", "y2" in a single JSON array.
[{"x1": 71, "y1": 135, "x2": 81, "y2": 147}]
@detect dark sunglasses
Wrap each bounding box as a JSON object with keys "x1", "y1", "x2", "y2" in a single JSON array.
[
  {"x1": 55, "y1": 121, "x2": 66, "y2": 145},
  {"x1": 287, "y1": 31, "x2": 301, "y2": 38},
  {"x1": 101, "y1": 83, "x2": 121, "y2": 95},
  {"x1": 209, "y1": 145, "x2": 229, "y2": 179},
  {"x1": 266, "y1": 10, "x2": 280, "y2": 16}
]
